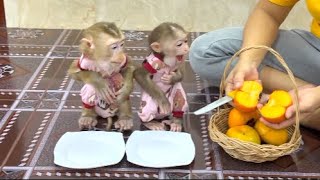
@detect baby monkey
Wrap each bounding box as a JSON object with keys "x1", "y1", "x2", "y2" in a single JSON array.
[
  {"x1": 68, "y1": 22, "x2": 135, "y2": 131},
  {"x1": 135, "y1": 22, "x2": 189, "y2": 132}
]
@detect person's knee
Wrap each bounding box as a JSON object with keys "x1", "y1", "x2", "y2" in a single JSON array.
[
  {"x1": 190, "y1": 27, "x2": 243, "y2": 61},
  {"x1": 189, "y1": 27, "x2": 243, "y2": 81}
]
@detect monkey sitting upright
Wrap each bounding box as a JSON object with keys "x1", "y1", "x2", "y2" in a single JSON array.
[
  {"x1": 68, "y1": 22, "x2": 136, "y2": 131},
  {"x1": 134, "y1": 22, "x2": 189, "y2": 132}
]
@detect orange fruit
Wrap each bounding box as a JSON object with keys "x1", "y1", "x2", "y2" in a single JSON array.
[
  {"x1": 260, "y1": 90, "x2": 292, "y2": 124},
  {"x1": 228, "y1": 108, "x2": 260, "y2": 128},
  {"x1": 254, "y1": 120, "x2": 288, "y2": 146},
  {"x1": 226, "y1": 125, "x2": 261, "y2": 144},
  {"x1": 229, "y1": 81, "x2": 263, "y2": 112}
]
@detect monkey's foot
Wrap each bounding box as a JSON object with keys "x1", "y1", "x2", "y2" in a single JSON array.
[
  {"x1": 162, "y1": 119, "x2": 183, "y2": 132},
  {"x1": 115, "y1": 118, "x2": 133, "y2": 132},
  {"x1": 79, "y1": 116, "x2": 98, "y2": 130},
  {"x1": 143, "y1": 120, "x2": 166, "y2": 131}
]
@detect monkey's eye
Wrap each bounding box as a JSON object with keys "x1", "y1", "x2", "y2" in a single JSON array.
[
  {"x1": 120, "y1": 42, "x2": 124, "y2": 47},
  {"x1": 111, "y1": 44, "x2": 117, "y2": 50},
  {"x1": 184, "y1": 40, "x2": 188, "y2": 43},
  {"x1": 177, "y1": 43, "x2": 183, "y2": 47}
]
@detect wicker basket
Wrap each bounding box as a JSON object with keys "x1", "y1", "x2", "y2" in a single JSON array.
[{"x1": 208, "y1": 46, "x2": 302, "y2": 163}]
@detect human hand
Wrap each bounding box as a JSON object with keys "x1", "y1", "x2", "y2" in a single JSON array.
[
  {"x1": 259, "y1": 84, "x2": 320, "y2": 129},
  {"x1": 225, "y1": 60, "x2": 260, "y2": 94}
]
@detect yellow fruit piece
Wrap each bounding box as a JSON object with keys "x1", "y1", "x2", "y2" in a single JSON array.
[
  {"x1": 226, "y1": 125, "x2": 261, "y2": 144},
  {"x1": 254, "y1": 120, "x2": 289, "y2": 146},
  {"x1": 268, "y1": 90, "x2": 293, "y2": 108}
]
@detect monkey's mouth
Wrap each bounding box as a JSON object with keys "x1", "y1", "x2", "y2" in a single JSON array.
[{"x1": 176, "y1": 55, "x2": 184, "y2": 61}]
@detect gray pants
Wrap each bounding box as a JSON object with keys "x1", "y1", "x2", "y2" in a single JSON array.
[{"x1": 189, "y1": 27, "x2": 320, "y2": 87}]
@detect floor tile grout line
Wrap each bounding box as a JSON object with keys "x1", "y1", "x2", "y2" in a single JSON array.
[
  {"x1": 0, "y1": 30, "x2": 68, "y2": 130},
  {"x1": 22, "y1": 168, "x2": 33, "y2": 179},
  {"x1": 2, "y1": 166, "x2": 31, "y2": 170},
  {"x1": 203, "y1": 80, "x2": 223, "y2": 171},
  {"x1": 0, "y1": 30, "x2": 68, "y2": 170},
  {"x1": 29, "y1": 79, "x2": 75, "y2": 167}
]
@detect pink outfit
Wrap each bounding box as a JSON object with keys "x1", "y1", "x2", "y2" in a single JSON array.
[
  {"x1": 78, "y1": 54, "x2": 126, "y2": 118},
  {"x1": 138, "y1": 53, "x2": 188, "y2": 122}
]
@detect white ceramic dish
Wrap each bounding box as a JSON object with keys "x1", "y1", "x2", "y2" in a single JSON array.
[
  {"x1": 54, "y1": 131, "x2": 125, "y2": 169},
  {"x1": 126, "y1": 131, "x2": 195, "y2": 168}
]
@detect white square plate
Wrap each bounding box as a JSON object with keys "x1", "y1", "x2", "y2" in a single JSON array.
[
  {"x1": 126, "y1": 131, "x2": 195, "y2": 168},
  {"x1": 54, "y1": 131, "x2": 125, "y2": 169}
]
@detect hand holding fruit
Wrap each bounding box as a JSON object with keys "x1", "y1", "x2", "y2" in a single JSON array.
[
  {"x1": 225, "y1": 60, "x2": 260, "y2": 94},
  {"x1": 260, "y1": 84, "x2": 320, "y2": 129}
]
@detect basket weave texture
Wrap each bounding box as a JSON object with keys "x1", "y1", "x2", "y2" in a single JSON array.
[{"x1": 208, "y1": 46, "x2": 302, "y2": 163}]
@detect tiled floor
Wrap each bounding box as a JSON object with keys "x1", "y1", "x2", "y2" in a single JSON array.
[{"x1": 0, "y1": 28, "x2": 319, "y2": 179}]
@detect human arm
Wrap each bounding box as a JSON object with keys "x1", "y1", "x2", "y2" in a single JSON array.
[{"x1": 225, "y1": 0, "x2": 294, "y2": 93}]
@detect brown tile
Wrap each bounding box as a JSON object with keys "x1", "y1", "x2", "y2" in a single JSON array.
[
  {"x1": 125, "y1": 47, "x2": 149, "y2": 59},
  {"x1": 1, "y1": 45, "x2": 50, "y2": 57},
  {"x1": 223, "y1": 171, "x2": 320, "y2": 179},
  {"x1": 42, "y1": 92, "x2": 64, "y2": 101},
  {"x1": 163, "y1": 172, "x2": 191, "y2": 179},
  {"x1": 30, "y1": 169, "x2": 159, "y2": 179},
  {"x1": 22, "y1": 91, "x2": 44, "y2": 100},
  {"x1": 0, "y1": 57, "x2": 42, "y2": 90},
  {"x1": 216, "y1": 127, "x2": 320, "y2": 173},
  {"x1": 28, "y1": 58, "x2": 70, "y2": 90},
  {"x1": 187, "y1": 94, "x2": 209, "y2": 113},
  {"x1": 0, "y1": 110, "x2": 7, "y2": 120},
  {"x1": 190, "y1": 171, "x2": 219, "y2": 179},
  {"x1": 58, "y1": 30, "x2": 82, "y2": 46},
  {"x1": 123, "y1": 31, "x2": 150, "y2": 48},
  {"x1": 182, "y1": 62, "x2": 207, "y2": 94},
  {"x1": 5, "y1": 28, "x2": 63, "y2": 45},
  {"x1": 16, "y1": 100, "x2": 40, "y2": 109},
  {"x1": 4, "y1": 111, "x2": 54, "y2": 166},
  {"x1": 185, "y1": 114, "x2": 215, "y2": 170},
  {"x1": 0, "y1": 100, "x2": 15, "y2": 108},
  {"x1": 47, "y1": 59, "x2": 73, "y2": 91},
  {"x1": 62, "y1": 100, "x2": 81, "y2": 110},
  {"x1": 0, "y1": 111, "x2": 31, "y2": 165},
  {"x1": 0, "y1": 169, "x2": 27, "y2": 179},
  {"x1": 38, "y1": 100, "x2": 61, "y2": 110}
]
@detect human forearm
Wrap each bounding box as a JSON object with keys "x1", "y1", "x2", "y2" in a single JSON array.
[{"x1": 239, "y1": 0, "x2": 292, "y2": 66}]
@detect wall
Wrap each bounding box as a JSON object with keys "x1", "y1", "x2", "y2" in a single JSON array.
[{"x1": 5, "y1": 0, "x2": 311, "y2": 31}]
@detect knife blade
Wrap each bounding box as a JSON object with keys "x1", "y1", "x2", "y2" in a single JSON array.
[{"x1": 194, "y1": 96, "x2": 233, "y2": 115}]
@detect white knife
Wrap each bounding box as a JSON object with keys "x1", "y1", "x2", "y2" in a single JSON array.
[{"x1": 194, "y1": 96, "x2": 233, "y2": 115}]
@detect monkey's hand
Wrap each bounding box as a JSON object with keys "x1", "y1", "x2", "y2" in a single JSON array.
[
  {"x1": 161, "y1": 71, "x2": 183, "y2": 85},
  {"x1": 115, "y1": 84, "x2": 132, "y2": 102},
  {"x1": 94, "y1": 81, "x2": 117, "y2": 105},
  {"x1": 114, "y1": 117, "x2": 133, "y2": 132},
  {"x1": 156, "y1": 97, "x2": 171, "y2": 114},
  {"x1": 162, "y1": 117, "x2": 183, "y2": 132}
]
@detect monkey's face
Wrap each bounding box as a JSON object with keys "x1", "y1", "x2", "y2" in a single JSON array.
[
  {"x1": 162, "y1": 31, "x2": 189, "y2": 57},
  {"x1": 94, "y1": 33, "x2": 126, "y2": 76}
]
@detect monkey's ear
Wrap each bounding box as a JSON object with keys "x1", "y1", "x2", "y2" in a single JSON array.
[
  {"x1": 150, "y1": 42, "x2": 161, "y2": 53},
  {"x1": 80, "y1": 38, "x2": 95, "y2": 49}
]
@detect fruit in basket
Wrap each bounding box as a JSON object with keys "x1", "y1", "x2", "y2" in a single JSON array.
[
  {"x1": 226, "y1": 125, "x2": 261, "y2": 144},
  {"x1": 254, "y1": 120, "x2": 288, "y2": 146},
  {"x1": 228, "y1": 81, "x2": 263, "y2": 112},
  {"x1": 260, "y1": 90, "x2": 292, "y2": 123},
  {"x1": 228, "y1": 108, "x2": 260, "y2": 128}
]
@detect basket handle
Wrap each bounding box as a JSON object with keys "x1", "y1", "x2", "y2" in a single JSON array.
[{"x1": 219, "y1": 45, "x2": 300, "y2": 142}]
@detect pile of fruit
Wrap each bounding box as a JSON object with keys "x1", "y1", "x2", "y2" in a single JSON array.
[{"x1": 226, "y1": 81, "x2": 292, "y2": 146}]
